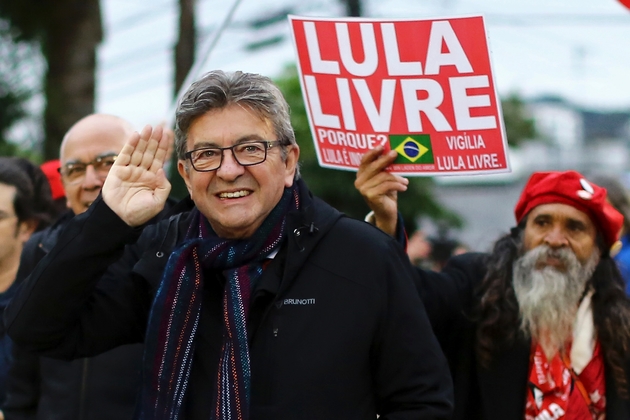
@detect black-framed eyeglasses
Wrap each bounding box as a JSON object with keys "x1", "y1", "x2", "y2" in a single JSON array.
[
  {"x1": 58, "y1": 153, "x2": 118, "y2": 185},
  {"x1": 184, "y1": 140, "x2": 282, "y2": 172}
]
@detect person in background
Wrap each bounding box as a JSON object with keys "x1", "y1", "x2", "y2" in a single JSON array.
[
  {"x1": 39, "y1": 160, "x2": 66, "y2": 219},
  {"x1": 5, "y1": 70, "x2": 453, "y2": 420},
  {"x1": 426, "y1": 233, "x2": 467, "y2": 271},
  {"x1": 406, "y1": 229, "x2": 433, "y2": 267},
  {"x1": 406, "y1": 228, "x2": 466, "y2": 271},
  {"x1": 590, "y1": 174, "x2": 630, "y2": 294},
  {"x1": 3, "y1": 114, "x2": 176, "y2": 420},
  {"x1": 356, "y1": 147, "x2": 630, "y2": 419},
  {"x1": 0, "y1": 157, "x2": 57, "y2": 419}
]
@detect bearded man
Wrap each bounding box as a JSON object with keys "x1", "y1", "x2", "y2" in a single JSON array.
[{"x1": 355, "y1": 147, "x2": 630, "y2": 420}]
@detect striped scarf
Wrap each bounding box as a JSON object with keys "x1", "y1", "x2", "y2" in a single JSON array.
[{"x1": 138, "y1": 184, "x2": 300, "y2": 420}]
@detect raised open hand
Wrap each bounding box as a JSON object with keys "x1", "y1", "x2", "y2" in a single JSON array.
[
  {"x1": 102, "y1": 125, "x2": 172, "y2": 227},
  {"x1": 354, "y1": 146, "x2": 408, "y2": 236}
]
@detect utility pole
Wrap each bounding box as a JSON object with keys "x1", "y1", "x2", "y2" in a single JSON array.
[
  {"x1": 170, "y1": 0, "x2": 196, "y2": 197},
  {"x1": 174, "y1": 0, "x2": 196, "y2": 95},
  {"x1": 342, "y1": 0, "x2": 362, "y2": 17}
]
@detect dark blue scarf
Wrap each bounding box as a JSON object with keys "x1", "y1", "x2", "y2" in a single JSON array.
[{"x1": 138, "y1": 184, "x2": 300, "y2": 420}]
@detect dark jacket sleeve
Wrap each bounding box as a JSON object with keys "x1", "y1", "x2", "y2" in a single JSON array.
[
  {"x1": 413, "y1": 253, "x2": 488, "y2": 331},
  {"x1": 389, "y1": 213, "x2": 486, "y2": 331},
  {"x1": 4, "y1": 197, "x2": 153, "y2": 359},
  {"x1": 374, "y1": 237, "x2": 454, "y2": 420},
  {"x1": 408, "y1": 252, "x2": 488, "y2": 390}
]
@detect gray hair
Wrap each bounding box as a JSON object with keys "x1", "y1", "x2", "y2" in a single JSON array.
[
  {"x1": 513, "y1": 244, "x2": 598, "y2": 358},
  {"x1": 174, "y1": 70, "x2": 299, "y2": 177}
]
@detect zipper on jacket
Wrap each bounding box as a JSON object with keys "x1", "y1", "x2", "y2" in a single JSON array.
[{"x1": 271, "y1": 298, "x2": 282, "y2": 338}]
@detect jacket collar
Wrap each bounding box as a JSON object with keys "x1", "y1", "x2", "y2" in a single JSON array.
[
  {"x1": 281, "y1": 179, "x2": 342, "y2": 293},
  {"x1": 172, "y1": 180, "x2": 343, "y2": 298},
  {"x1": 253, "y1": 179, "x2": 343, "y2": 298}
]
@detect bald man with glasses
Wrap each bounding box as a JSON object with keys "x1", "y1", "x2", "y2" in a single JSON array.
[
  {"x1": 3, "y1": 114, "x2": 177, "y2": 420},
  {"x1": 57, "y1": 114, "x2": 131, "y2": 215}
]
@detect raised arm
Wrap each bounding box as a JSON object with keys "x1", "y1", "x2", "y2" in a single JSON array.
[
  {"x1": 4, "y1": 198, "x2": 153, "y2": 357},
  {"x1": 355, "y1": 146, "x2": 408, "y2": 237},
  {"x1": 103, "y1": 125, "x2": 171, "y2": 227}
]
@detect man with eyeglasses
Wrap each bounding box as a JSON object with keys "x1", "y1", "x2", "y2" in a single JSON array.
[
  {"x1": 5, "y1": 71, "x2": 453, "y2": 420},
  {"x1": 3, "y1": 114, "x2": 176, "y2": 420},
  {"x1": 58, "y1": 114, "x2": 130, "y2": 215}
]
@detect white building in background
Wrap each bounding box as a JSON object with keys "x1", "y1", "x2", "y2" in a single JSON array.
[{"x1": 528, "y1": 96, "x2": 630, "y2": 175}]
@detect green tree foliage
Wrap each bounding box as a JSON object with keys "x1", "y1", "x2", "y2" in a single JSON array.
[
  {"x1": 274, "y1": 66, "x2": 462, "y2": 231},
  {"x1": 0, "y1": 0, "x2": 102, "y2": 160},
  {"x1": 501, "y1": 93, "x2": 537, "y2": 147},
  {"x1": 0, "y1": 21, "x2": 36, "y2": 157},
  {"x1": 0, "y1": 89, "x2": 22, "y2": 155}
]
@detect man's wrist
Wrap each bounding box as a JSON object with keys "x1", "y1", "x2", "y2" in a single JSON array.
[{"x1": 365, "y1": 211, "x2": 397, "y2": 237}]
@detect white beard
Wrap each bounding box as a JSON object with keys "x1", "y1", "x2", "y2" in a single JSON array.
[{"x1": 512, "y1": 245, "x2": 599, "y2": 359}]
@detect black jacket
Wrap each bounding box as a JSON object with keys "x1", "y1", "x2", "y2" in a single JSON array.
[
  {"x1": 415, "y1": 252, "x2": 630, "y2": 420},
  {"x1": 4, "y1": 199, "x2": 181, "y2": 420},
  {"x1": 3, "y1": 212, "x2": 143, "y2": 420},
  {"x1": 5, "y1": 183, "x2": 453, "y2": 420}
]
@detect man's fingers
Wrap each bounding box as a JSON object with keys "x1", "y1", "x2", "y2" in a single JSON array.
[
  {"x1": 115, "y1": 132, "x2": 141, "y2": 167},
  {"x1": 149, "y1": 129, "x2": 172, "y2": 173},
  {"x1": 360, "y1": 146, "x2": 384, "y2": 165},
  {"x1": 129, "y1": 125, "x2": 154, "y2": 166},
  {"x1": 139, "y1": 126, "x2": 164, "y2": 170},
  {"x1": 357, "y1": 167, "x2": 408, "y2": 194},
  {"x1": 363, "y1": 178, "x2": 408, "y2": 200},
  {"x1": 357, "y1": 149, "x2": 398, "y2": 184},
  {"x1": 149, "y1": 125, "x2": 164, "y2": 145},
  {"x1": 154, "y1": 168, "x2": 172, "y2": 198}
]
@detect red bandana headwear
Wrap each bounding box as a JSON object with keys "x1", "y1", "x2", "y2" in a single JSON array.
[{"x1": 514, "y1": 171, "x2": 624, "y2": 248}]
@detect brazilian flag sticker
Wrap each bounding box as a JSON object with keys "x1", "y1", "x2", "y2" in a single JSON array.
[{"x1": 389, "y1": 135, "x2": 434, "y2": 164}]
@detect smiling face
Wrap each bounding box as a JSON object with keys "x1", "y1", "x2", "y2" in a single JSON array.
[
  {"x1": 60, "y1": 115, "x2": 132, "y2": 215},
  {"x1": 522, "y1": 202, "x2": 599, "y2": 269},
  {"x1": 177, "y1": 104, "x2": 299, "y2": 239}
]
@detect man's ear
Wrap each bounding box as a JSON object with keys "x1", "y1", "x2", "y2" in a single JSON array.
[
  {"x1": 284, "y1": 145, "x2": 300, "y2": 188},
  {"x1": 177, "y1": 160, "x2": 194, "y2": 198},
  {"x1": 17, "y1": 219, "x2": 38, "y2": 244}
]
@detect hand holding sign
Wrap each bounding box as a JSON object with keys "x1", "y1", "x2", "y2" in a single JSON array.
[{"x1": 355, "y1": 146, "x2": 408, "y2": 236}]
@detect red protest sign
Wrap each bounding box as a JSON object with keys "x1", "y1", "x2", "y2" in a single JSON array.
[{"x1": 288, "y1": 15, "x2": 509, "y2": 176}]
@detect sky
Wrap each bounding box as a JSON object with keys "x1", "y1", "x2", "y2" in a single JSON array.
[{"x1": 95, "y1": 0, "x2": 630, "y2": 130}]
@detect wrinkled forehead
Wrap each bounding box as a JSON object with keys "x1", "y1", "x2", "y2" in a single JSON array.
[
  {"x1": 61, "y1": 127, "x2": 127, "y2": 164},
  {"x1": 527, "y1": 202, "x2": 596, "y2": 228}
]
